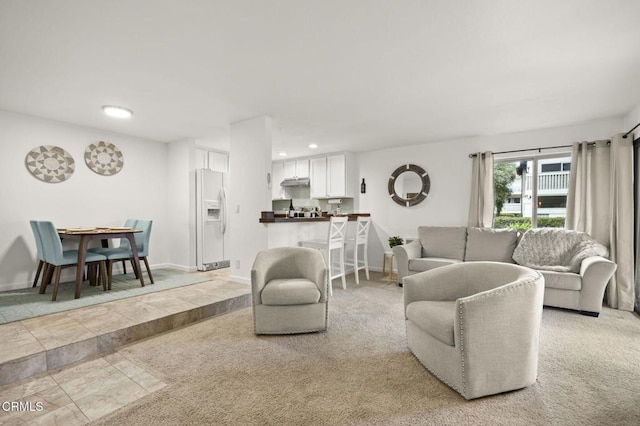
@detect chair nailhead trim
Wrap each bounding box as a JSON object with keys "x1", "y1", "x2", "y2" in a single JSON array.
[
  {"x1": 407, "y1": 346, "x2": 464, "y2": 397},
  {"x1": 456, "y1": 271, "x2": 543, "y2": 399}
]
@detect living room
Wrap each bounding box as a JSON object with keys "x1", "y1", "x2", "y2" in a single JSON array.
[{"x1": 1, "y1": 1, "x2": 639, "y2": 424}]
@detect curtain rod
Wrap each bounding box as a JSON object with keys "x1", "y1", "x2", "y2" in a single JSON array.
[
  {"x1": 468, "y1": 122, "x2": 639, "y2": 158},
  {"x1": 468, "y1": 140, "x2": 613, "y2": 158},
  {"x1": 623, "y1": 121, "x2": 639, "y2": 139},
  {"x1": 468, "y1": 144, "x2": 573, "y2": 158}
]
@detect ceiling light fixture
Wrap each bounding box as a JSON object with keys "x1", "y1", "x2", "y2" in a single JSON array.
[
  {"x1": 308, "y1": 143, "x2": 318, "y2": 149},
  {"x1": 279, "y1": 152, "x2": 287, "y2": 157},
  {"x1": 102, "y1": 105, "x2": 134, "y2": 119}
]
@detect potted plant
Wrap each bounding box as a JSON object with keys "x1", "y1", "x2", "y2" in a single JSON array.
[{"x1": 388, "y1": 236, "x2": 404, "y2": 248}]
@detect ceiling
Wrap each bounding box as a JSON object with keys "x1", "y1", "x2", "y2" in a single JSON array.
[{"x1": 1, "y1": 0, "x2": 640, "y2": 159}]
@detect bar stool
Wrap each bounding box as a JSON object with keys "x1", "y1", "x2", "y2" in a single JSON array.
[
  {"x1": 344, "y1": 216, "x2": 371, "y2": 284},
  {"x1": 299, "y1": 216, "x2": 348, "y2": 296}
]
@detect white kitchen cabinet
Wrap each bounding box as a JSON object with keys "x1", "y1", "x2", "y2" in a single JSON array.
[
  {"x1": 310, "y1": 157, "x2": 327, "y2": 198},
  {"x1": 310, "y1": 153, "x2": 356, "y2": 198},
  {"x1": 283, "y1": 159, "x2": 309, "y2": 178},
  {"x1": 296, "y1": 159, "x2": 309, "y2": 178},
  {"x1": 327, "y1": 154, "x2": 346, "y2": 197},
  {"x1": 195, "y1": 148, "x2": 228, "y2": 172},
  {"x1": 283, "y1": 161, "x2": 296, "y2": 179},
  {"x1": 208, "y1": 151, "x2": 228, "y2": 172}
]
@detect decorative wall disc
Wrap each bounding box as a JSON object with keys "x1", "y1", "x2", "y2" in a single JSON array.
[
  {"x1": 25, "y1": 145, "x2": 75, "y2": 183},
  {"x1": 85, "y1": 141, "x2": 124, "y2": 176}
]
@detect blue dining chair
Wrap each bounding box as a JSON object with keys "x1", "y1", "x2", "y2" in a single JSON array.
[
  {"x1": 89, "y1": 218, "x2": 138, "y2": 275},
  {"x1": 92, "y1": 219, "x2": 154, "y2": 289},
  {"x1": 37, "y1": 221, "x2": 108, "y2": 301},
  {"x1": 29, "y1": 220, "x2": 47, "y2": 288}
]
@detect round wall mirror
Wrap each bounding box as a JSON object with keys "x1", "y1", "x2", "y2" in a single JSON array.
[{"x1": 388, "y1": 164, "x2": 430, "y2": 207}]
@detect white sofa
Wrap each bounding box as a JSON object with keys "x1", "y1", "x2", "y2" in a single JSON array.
[{"x1": 392, "y1": 226, "x2": 617, "y2": 317}]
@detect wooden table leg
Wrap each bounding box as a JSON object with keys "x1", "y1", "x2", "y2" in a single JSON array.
[
  {"x1": 75, "y1": 236, "x2": 89, "y2": 299},
  {"x1": 388, "y1": 254, "x2": 394, "y2": 279}
]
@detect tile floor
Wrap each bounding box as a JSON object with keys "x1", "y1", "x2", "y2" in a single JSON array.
[{"x1": 0, "y1": 269, "x2": 250, "y2": 424}]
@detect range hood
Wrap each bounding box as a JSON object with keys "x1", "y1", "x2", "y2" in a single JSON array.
[{"x1": 280, "y1": 177, "x2": 310, "y2": 187}]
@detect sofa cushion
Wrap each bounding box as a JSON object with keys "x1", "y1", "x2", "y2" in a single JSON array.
[
  {"x1": 261, "y1": 278, "x2": 321, "y2": 305},
  {"x1": 406, "y1": 300, "x2": 456, "y2": 346},
  {"x1": 418, "y1": 226, "x2": 467, "y2": 260},
  {"x1": 409, "y1": 257, "x2": 462, "y2": 273},
  {"x1": 465, "y1": 227, "x2": 518, "y2": 263},
  {"x1": 539, "y1": 270, "x2": 582, "y2": 291}
]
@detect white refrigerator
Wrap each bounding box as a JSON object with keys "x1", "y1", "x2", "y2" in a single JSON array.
[{"x1": 195, "y1": 169, "x2": 230, "y2": 271}]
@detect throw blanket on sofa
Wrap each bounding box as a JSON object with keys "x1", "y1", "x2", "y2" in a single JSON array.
[{"x1": 512, "y1": 228, "x2": 608, "y2": 273}]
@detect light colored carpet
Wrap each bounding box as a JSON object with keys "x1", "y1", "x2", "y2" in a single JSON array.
[
  {"x1": 94, "y1": 275, "x2": 640, "y2": 426},
  {"x1": 0, "y1": 268, "x2": 211, "y2": 324}
]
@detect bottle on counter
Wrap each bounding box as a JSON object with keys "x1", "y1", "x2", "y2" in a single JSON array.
[
  {"x1": 289, "y1": 199, "x2": 295, "y2": 218},
  {"x1": 361, "y1": 178, "x2": 366, "y2": 194}
]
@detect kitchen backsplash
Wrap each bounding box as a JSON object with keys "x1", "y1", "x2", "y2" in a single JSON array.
[{"x1": 272, "y1": 186, "x2": 354, "y2": 214}]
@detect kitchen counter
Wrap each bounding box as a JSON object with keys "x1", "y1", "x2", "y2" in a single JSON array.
[
  {"x1": 262, "y1": 213, "x2": 371, "y2": 249},
  {"x1": 259, "y1": 213, "x2": 370, "y2": 224}
]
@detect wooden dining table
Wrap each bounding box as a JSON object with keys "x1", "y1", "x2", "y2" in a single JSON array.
[{"x1": 57, "y1": 227, "x2": 144, "y2": 299}]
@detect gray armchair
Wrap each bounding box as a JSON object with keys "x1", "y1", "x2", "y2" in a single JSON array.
[
  {"x1": 251, "y1": 247, "x2": 329, "y2": 334},
  {"x1": 403, "y1": 261, "x2": 544, "y2": 399}
]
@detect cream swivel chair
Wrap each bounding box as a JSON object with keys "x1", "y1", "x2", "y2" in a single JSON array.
[
  {"x1": 251, "y1": 246, "x2": 329, "y2": 334},
  {"x1": 299, "y1": 216, "x2": 348, "y2": 295},
  {"x1": 403, "y1": 261, "x2": 544, "y2": 400},
  {"x1": 344, "y1": 216, "x2": 371, "y2": 284}
]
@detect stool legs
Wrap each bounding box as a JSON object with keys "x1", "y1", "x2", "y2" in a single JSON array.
[
  {"x1": 353, "y1": 243, "x2": 360, "y2": 285},
  {"x1": 339, "y1": 245, "x2": 346, "y2": 290},
  {"x1": 363, "y1": 242, "x2": 369, "y2": 280}
]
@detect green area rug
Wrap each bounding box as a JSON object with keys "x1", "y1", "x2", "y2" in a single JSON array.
[{"x1": 0, "y1": 269, "x2": 211, "y2": 324}]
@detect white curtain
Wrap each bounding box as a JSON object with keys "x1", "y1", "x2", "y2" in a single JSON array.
[
  {"x1": 635, "y1": 138, "x2": 640, "y2": 313},
  {"x1": 468, "y1": 151, "x2": 494, "y2": 228},
  {"x1": 565, "y1": 140, "x2": 611, "y2": 245},
  {"x1": 566, "y1": 134, "x2": 635, "y2": 311}
]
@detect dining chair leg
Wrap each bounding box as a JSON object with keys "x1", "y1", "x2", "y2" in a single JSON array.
[
  {"x1": 99, "y1": 261, "x2": 108, "y2": 291},
  {"x1": 51, "y1": 266, "x2": 62, "y2": 301},
  {"x1": 40, "y1": 264, "x2": 53, "y2": 294},
  {"x1": 129, "y1": 259, "x2": 144, "y2": 286},
  {"x1": 107, "y1": 260, "x2": 114, "y2": 290},
  {"x1": 143, "y1": 257, "x2": 154, "y2": 284},
  {"x1": 131, "y1": 259, "x2": 140, "y2": 279},
  {"x1": 122, "y1": 260, "x2": 127, "y2": 275},
  {"x1": 88, "y1": 264, "x2": 96, "y2": 286},
  {"x1": 32, "y1": 260, "x2": 44, "y2": 288}
]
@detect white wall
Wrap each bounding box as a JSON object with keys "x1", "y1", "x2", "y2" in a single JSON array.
[
  {"x1": 0, "y1": 110, "x2": 169, "y2": 290},
  {"x1": 357, "y1": 117, "x2": 624, "y2": 273},
  {"x1": 166, "y1": 138, "x2": 198, "y2": 271},
  {"x1": 228, "y1": 116, "x2": 272, "y2": 284}
]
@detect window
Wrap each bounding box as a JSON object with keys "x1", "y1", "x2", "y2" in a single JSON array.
[
  {"x1": 493, "y1": 155, "x2": 571, "y2": 229},
  {"x1": 541, "y1": 163, "x2": 561, "y2": 173}
]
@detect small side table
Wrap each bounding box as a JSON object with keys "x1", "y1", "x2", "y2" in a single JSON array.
[{"x1": 382, "y1": 251, "x2": 395, "y2": 281}]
